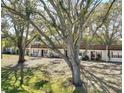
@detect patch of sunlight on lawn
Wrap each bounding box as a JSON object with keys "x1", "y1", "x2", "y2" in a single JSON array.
[
  {"x1": 2, "y1": 54, "x2": 13, "y2": 58},
  {"x1": 51, "y1": 81, "x2": 73, "y2": 93}
]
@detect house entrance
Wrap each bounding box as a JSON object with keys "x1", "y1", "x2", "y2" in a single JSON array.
[
  {"x1": 91, "y1": 51, "x2": 102, "y2": 60},
  {"x1": 91, "y1": 51, "x2": 95, "y2": 60}
]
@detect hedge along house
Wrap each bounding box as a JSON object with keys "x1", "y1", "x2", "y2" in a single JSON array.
[{"x1": 26, "y1": 43, "x2": 122, "y2": 62}]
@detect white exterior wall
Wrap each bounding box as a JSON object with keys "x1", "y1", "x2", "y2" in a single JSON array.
[
  {"x1": 28, "y1": 48, "x2": 122, "y2": 62},
  {"x1": 33, "y1": 48, "x2": 39, "y2": 56},
  {"x1": 37, "y1": 49, "x2": 41, "y2": 57},
  {"x1": 101, "y1": 50, "x2": 107, "y2": 61},
  {"x1": 110, "y1": 57, "x2": 122, "y2": 62},
  {"x1": 5, "y1": 48, "x2": 14, "y2": 54},
  {"x1": 80, "y1": 50, "x2": 103, "y2": 60},
  {"x1": 47, "y1": 49, "x2": 64, "y2": 57},
  {"x1": 80, "y1": 49, "x2": 122, "y2": 62},
  {"x1": 28, "y1": 48, "x2": 42, "y2": 56},
  {"x1": 101, "y1": 50, "x2": 122, "y2": 62},
  {"x1": 110, "y1": 50, "x2": 122, "y2": 62}
]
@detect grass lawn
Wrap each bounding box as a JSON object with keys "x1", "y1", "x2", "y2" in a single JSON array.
[{"x1": 1, "y1": 54, "x2": 122, "y2": 93}]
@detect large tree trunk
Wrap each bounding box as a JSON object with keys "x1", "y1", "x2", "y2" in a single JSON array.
[
  {"x1": 18, "y1": 48, "x2": 25, "y2": 64},
  {"x1": 18, "y1": 47, "x2": 25, "y2": 85},
  {"x1": 20, "y1": 63, "x2": 24, "y2": 85},
  {"x1": 71, "y1": 60, "x2": 87, "y2": 93},
  {"x1": 72, "y1": 63, "x2": 82, "y2": 86},
  {"x1": 66, "y1": 38, "x2": 87, "y2": 92}
]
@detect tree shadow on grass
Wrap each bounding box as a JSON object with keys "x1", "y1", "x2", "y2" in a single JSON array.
[
  {"x1": 1, "y1": 63, "x2": 51, "y2": 93},
  {"x1": 29, "y1": 57, "x2": 43, "y2": 60},
  {"x1": 80, "y1": 64, "x2": 122, "y2": 93},
  {"x1": 2, "y1": 63, "x2": 73, "y2": 93},
  {"x1": 34, "y1": 80, "x2": 49, "y2": 89},
  {"x1": 2, "y1": 65, "x2": 23, "y2": 93},
  {"x1": 2, "y1": 62, "x2": 122, "y2": 93}
]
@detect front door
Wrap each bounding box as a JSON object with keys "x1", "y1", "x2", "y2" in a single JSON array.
[{"x1": 91, "y1": 51, "x2": 95, "y2": 60}]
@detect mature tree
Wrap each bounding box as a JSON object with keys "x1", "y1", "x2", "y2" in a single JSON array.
[
  {"x1": 2, "y1": 0, "x2": 116, "y2": 92},
  {"x1": 81, "y1": 0, "x2": 121, "y2": 61},
  {"x1": 95, "y1": 1, "x2": 121, "y2": 61},
  {"x1": 2, "y1": 14, "x2": 37, "y2": 63},
  {"x1": 1, "y1": 9, "x2": 37, "y2": 84},
  {"x1": 1, "y1": 17, "x2": 9, "y2": 56}
]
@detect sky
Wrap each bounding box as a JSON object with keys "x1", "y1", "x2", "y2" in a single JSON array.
[{"x1": 102, "y1": 0, "x2": 109, "y2": 3}]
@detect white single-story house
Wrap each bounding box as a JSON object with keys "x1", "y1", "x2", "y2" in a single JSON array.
[
  {"x1": 2, "y1": 47, "x2": 15, "y2": 54},
  {"x1": 26, "y1": 44, "x2": 122, "y2": 62},
  {"x1": 79, "y1": 45, "x2": 122, "y2": 62}
]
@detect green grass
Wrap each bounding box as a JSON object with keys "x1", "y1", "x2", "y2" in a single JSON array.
[
  {"x1": 1, "y1": 64, "x2": 74, "y2": 93},
  {"x1": 2, "y1": 59, "x2": 121, "y2": 93},
  {"x1": 1, "y1": 65, "x2": 102, "y2": 93},
  {"x1": 2, "y1": 54, "x2": 13, "y2": 58}
]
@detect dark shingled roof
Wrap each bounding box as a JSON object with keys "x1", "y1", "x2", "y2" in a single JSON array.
[
  {"x1": 80, "y1": 45, "x2": 122, "y2": 50},
  {"x1": 29, "y1": 44, "x2": 122, "y2": 50}
]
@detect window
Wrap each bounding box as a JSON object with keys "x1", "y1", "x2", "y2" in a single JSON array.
[
  {"x1": 111, "y1": 51, "x2": 122, "y2": 58},
  {"x1": 44, "y1": 50, "x2": 48, "y2": 56},
  {"x1": 79, "y1": 52, "x2": 82, "y2": 56},
  {"x1": 111, "y1": 52, "x2": 113, "y2": 57}
]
